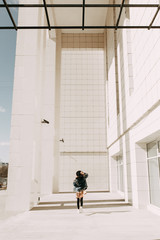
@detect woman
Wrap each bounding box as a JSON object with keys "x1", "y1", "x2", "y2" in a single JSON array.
[{"x1": 73, "y1": 170, "x2": 88, "y2": 213}]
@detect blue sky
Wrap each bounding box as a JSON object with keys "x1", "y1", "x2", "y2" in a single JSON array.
[{"x1": 0, "y1": 0, "x2": 18, "y2": 163}]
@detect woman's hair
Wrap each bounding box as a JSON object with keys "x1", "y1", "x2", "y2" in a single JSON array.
[{"x1": 76, "y1": 170, "x2": 82, "y2": 177}]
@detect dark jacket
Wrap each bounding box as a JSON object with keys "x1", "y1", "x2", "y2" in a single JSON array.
[{"x1": 73, "y1": 173, "x2": 88, "y2": 192}]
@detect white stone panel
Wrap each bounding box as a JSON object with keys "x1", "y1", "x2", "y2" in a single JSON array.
[{"x1": 59, "y1": 153, "x2": 108, "y2": 192}]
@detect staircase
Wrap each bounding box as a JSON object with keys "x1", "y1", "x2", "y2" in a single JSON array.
[{"x1": 31, "y1": 192, "x2": 131, "y2": 211}]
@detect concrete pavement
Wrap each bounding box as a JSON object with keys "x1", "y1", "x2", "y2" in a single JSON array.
[{"x1": 0, "y1": 193, "x2": 160, "y2": 240}]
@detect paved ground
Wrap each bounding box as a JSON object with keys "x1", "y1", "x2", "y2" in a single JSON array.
[{"x1": 0, "y1": 193, "x2": 160, "y2": 240}]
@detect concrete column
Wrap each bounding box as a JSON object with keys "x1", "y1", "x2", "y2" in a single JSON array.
[
  {"x1": 134, "y1": 143, "x2": 150, "y2": 208},
  {"x1": 40, "y1": 33, "x2": 56, "y2": 195},
  {"x1": 5, "y1": 0, "x2": 56, "y2": 211},
  {"x1": 122, "y1": 136, "x2": 129, "y2": 203},
  {"x1": 53, "y1": 30, "x2": 61, "y2": 193}
]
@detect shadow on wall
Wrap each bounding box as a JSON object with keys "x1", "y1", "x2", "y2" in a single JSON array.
[
  {"x1": 115, "y1": 7, "x2": 132, "y2": 202},
  {"x1": 106, "y1": 6, "x2": 133, "y2": 201}
]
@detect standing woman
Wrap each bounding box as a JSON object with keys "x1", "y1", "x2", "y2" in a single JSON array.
[{"x1": 73, "y1": 170, "x2": 88, "y2": 213}]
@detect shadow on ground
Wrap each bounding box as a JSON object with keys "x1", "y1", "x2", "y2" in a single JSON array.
[{"x1": 86, "y1": 210, "x2": 130, "y2": 216}]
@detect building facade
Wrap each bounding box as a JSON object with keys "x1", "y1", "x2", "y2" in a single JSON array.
[{"x1": 1, "y1": 0, "x2": 160, "y2": 215}]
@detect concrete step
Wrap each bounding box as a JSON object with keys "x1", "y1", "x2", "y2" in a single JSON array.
[{"x1": 31, "y1": 198, "x2": 131, "y2": 211}]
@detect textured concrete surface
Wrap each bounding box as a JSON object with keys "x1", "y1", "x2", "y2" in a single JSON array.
[{"x1": 0, "y1": 193, "x2": 160, "y2": 240}]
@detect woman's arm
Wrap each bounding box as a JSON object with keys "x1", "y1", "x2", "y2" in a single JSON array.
[
  {"x1": 84, "y1": 173, "x2": 88, "y2": 178},
  {"x1": 81, "y1": 172, "x2": 88, "y2": 178},
  {"x1": 73, "y1": 179, "x2": 79, "y2": 187}
]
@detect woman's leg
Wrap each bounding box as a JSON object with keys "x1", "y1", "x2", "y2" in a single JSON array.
[
  {"x1": 77, "y1": 198, "x2": 80, "y2": 209},
  {"x1": 80, "y1": 197, "x2": 83, "y2": 207}
]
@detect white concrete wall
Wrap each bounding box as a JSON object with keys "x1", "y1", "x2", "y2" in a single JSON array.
[
  {"x1": 105, "y1": 0, "x2": 160, "y2": 209},
  {"x1": 59, "y1": 153, "x2": 108, "y2": 192},
  {"x1": 5, "y1": 0, "x2": 56, "y2": 211},
  {"x1": 0, "y1": 191, "x2": 7, "y2": 212},
  {"x1": 59, "y1": 33, "x2": 109, "y2": 192}
]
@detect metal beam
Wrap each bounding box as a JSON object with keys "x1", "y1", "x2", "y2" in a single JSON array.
[
  {"x1": 148, "y1": 5, "x2": 160, "y2": 30},
  {"x1": 43, "y1": 0, "x2": 51, "y2": 30},
  {"x1": 85, "y1": 4, "x2": 159, "y2": 8},
  {"x1": 0, "y1": 4, "x2": 83, "y2": 8},
  {"x1": 1, "y1": 26, "x2": 160, "y2": 30},
  {"x1": 0, "y1": 4, "x2": 159, "y2": 8},
  {"x1": 116, "y1": 0, "x2": 125, "y2": 30},
  {"x1": 1, "y1": 2, "x2": 160, "y2": 31},
  {"x1": 2, "y1": 0, "x2": 17, "y2": 30},
  {"x1": 82, "y1": 0, "x2": 85, "y2": 30}
]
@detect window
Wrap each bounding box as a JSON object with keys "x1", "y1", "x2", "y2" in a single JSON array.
[
  {"x1": 147, "y1": 141, "x2": 157, "y2": 158},
  {"x1": 117, "y1": 156, "x2": 124, "y2": 193},
  {"x1": 147, "y1": 141, "x2": 160, "y2": 208}
]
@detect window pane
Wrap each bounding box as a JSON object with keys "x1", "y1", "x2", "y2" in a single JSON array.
[
  {"x1": 148, "y1": 158, "x2": 160, "y2": 208},
  {"x1": 158, "y1": 141, "x2": 160, "y2": 154},
  {"x1": 119, "y1": 164, "x2": 124, "y2": 192},
  {"x1": 147, "y1": 141, "x2": 157, "y2": 158},
  {"x1": 117, "y1": 157, "x2": 124, "y2": 192}
]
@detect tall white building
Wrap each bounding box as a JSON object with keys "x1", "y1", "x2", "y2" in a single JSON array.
[{"x1": 1, "y1": 0, "x2": 160, "y2": 215}]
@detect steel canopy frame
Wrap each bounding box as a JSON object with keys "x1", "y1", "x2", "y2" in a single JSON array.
[
  {"x1": 116, "y1": 0, "x2": 125, "y2": 30},
  {"x1": 43, "y1": 0, "x2": 51, "y2": 30},
  {"x1": 82, "y1": 0, "x2": 85, "y2": 30},
  {"x1": 0, "y1": 2, "x2": 160, "y2": 30},
  {"x1": 2, "y1": 0, "x2": 17, "y2": 30}
]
